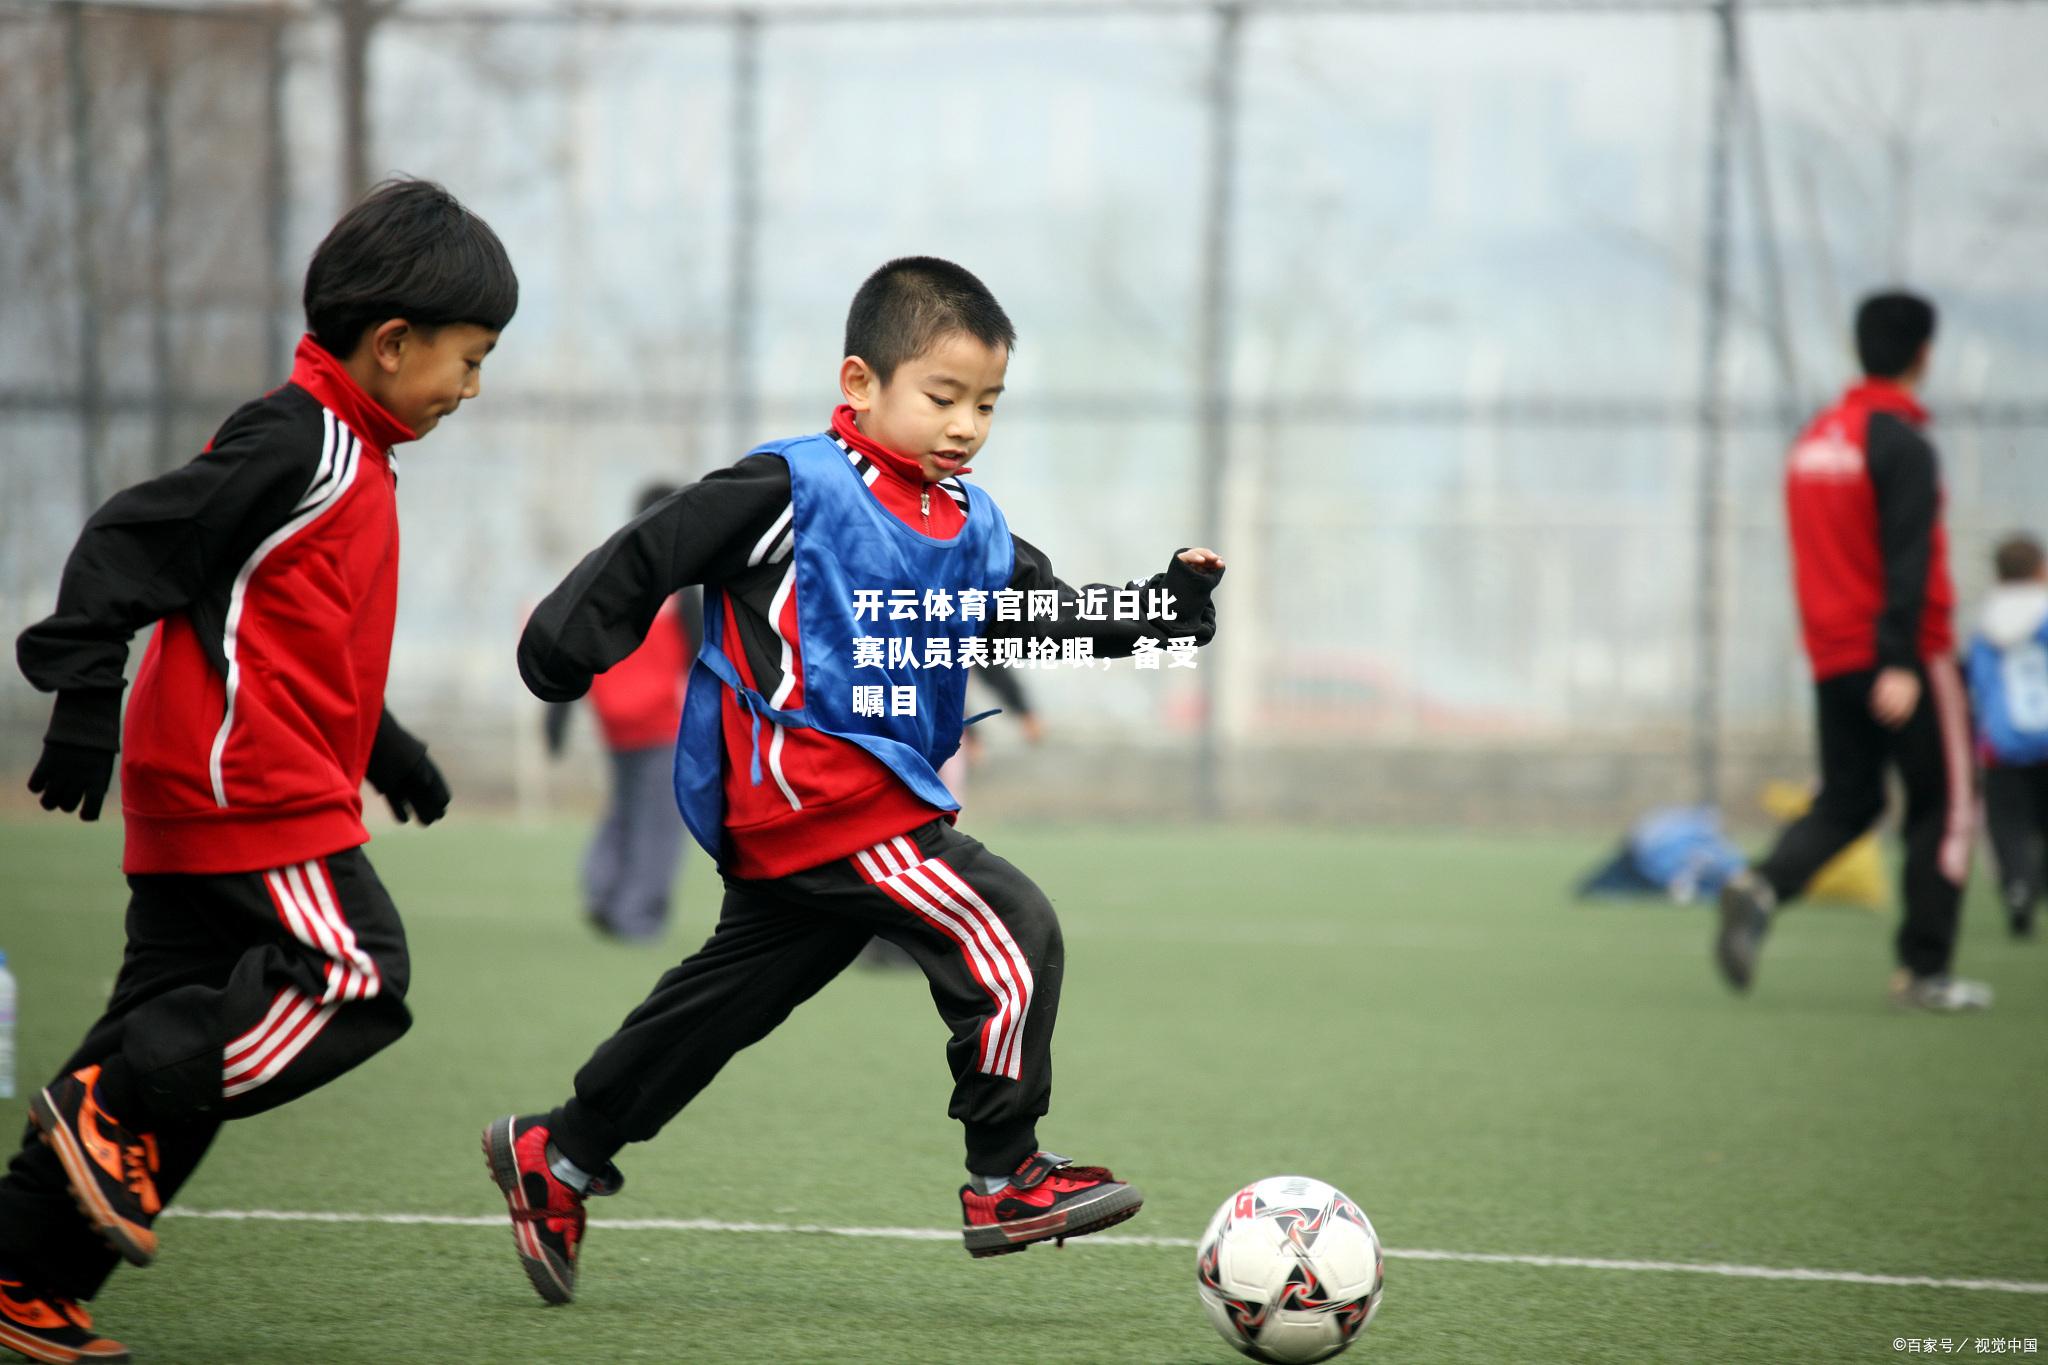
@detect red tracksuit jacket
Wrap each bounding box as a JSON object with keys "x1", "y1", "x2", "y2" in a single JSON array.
[
  {"x1": 1785, "y1": 379, "x2": 1955, "y2": 681},
  {"x1": 17, "y1": 337, "x2": 419, "y2": 874},
  {"x1": 587, "y1": 598, "x2": 692, "y2": 751}
]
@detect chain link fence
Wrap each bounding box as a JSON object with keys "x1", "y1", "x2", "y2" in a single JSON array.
[{"x1": 3, "y1": 0, "x2": 2044, "y2": 824}]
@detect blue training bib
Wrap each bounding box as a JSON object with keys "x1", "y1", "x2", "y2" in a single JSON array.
[{"x1": 672, "y1": 433, "x2": 1015, "y2": 863}]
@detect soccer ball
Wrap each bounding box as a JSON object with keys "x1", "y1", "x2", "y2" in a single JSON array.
[{"x1": 1195, "y1": 1175, "x2": 1384, "y2": 1363}]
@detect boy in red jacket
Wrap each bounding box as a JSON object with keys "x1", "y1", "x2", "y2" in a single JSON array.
[
  {"x1": 484, "y1": 257, "x2": 1223, "y2": 1305},
  {"x1": 1, "y1": 179, "x2": 515, "y2": 1364}
]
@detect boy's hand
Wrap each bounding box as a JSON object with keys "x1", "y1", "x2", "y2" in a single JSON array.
[
  {"x1": 1162, "y1": 548, "x2": 1226, "y2": 647},
  {"x1": 374, "y1": 750, "x2": 451, "y2": 825},
  {"x1": 1869, "y1": 666, "x2": 1921, "y2": 729},
  {"x1": 366, "y1": 712, "x2": 451, "y2": 825},
  {"x1": 27, "y1": 740, "x2": 115, "y2": 822}
]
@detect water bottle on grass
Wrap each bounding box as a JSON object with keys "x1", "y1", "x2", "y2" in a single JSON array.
[{"x1": 0, "y1": 950, "x2": 15, "y2": 1100}]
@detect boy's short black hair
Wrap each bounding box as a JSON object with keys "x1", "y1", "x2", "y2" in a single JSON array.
[
  {"x1": 844, "y1": 257, "x2": 1015, "y2": 384},
  {"x1": 1854, "y1": 289, "x2": 1936, "y2": 380},
  {"x1": 303, "y1": 178, "x2": 518, "y2": 358},
  {"x1": 1995, "y1": 533, "x2": 2045, "y2": 584}
]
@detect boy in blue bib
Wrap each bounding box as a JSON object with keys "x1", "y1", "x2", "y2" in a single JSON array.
[
  {"x1": 485, "y1": 258, "x2": 1225, "y2": 1298},
  {"x1": 1967, "y1": 533, "x2": 2048, "y2": 939}
]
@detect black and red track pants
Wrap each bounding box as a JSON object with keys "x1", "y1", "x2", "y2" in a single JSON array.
[
  {"x1": 0, "y1": 848, "x2": 410, "y2": 1299},
  {"x1": 550, "y1": 818, "x2": 1061, "y2": 1177}
]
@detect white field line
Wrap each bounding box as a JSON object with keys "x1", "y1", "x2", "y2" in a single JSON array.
[{"x1": 160, "y1": 1209, "x2": 2048, "y2": 1296}]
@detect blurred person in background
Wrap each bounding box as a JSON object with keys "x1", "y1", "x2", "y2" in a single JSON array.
[
  {"x1": 1965, "y1": 532, "x2": 2048, "y2": 941},
  {"x1": 945, "y1": 663, "x2": 1046, "y2": 800},
  {"x1": 545, "y1": 483, "x2": 702, "y2": 943},
  {"x1": 1715, "y1": 290, "x2": 1991, "y2": 1012}
]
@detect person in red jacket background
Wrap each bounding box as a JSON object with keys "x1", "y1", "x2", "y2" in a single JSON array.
[
  {"x1": 1715, "y1": 290, "x2": 1991, "y2": 1012},
  {"x1": 545, "y1": 483, "x2": 702, "y2": 942},
  {"x1": 1, "y1": 179, "x2": 515, "y2": 1364}
]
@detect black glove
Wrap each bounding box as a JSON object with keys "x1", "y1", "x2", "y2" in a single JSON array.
[
  {"x1": 1160, "y1": 552, "x2": 1225, "y2": 647},
  {"x1": 27, "y1": 740, "x2": 116, "y2": 822},
  {"x1": 28, "y1": 690, "x2": 122, "y2": 822},
  {"x1": 366, "y1": 713, "x2": 451, "y2": 825},
  {"x1": 543, "y1": 702, "x2": 572, "y2": 758}
]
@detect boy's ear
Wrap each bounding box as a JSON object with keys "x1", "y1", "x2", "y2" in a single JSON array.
[
  {"x1": 365, "y1": 319, "x2": 412, "y2": 374},
  {"x1": 839, "y1": 355, "x2": 878, "y2": 411}
]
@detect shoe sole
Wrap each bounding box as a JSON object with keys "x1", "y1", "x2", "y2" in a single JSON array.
[
  {"x1": 962, "y1": 1182, "x2": 1145, "y2": 1258},
  {"x1": 27, "y1": 1091, "x2": 156, "y2": 1269},
  {"x1": 1713, "y1": 884, "x2": 1759, "y2": 993},
  {"x1": 0, "y1": 1316, "x2": 131, "y2": 1365},
  {"x1": 481, "y1": 1118, "x2": 576, "y2": 1306},
  {"x1": 1890, "y1": 993, "x2": 1993, "y2": 1013}
]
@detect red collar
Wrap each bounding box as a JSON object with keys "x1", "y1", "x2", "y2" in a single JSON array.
[
  {"x1": 1843, "y1": 377, "x2": 1928, "y2": 426},
  {"x1": 831, "y1": 404, "x2": 970, "y2": 484},
  {"x1": 289, "y1": 335, "x2": 418, "y2": 454}
]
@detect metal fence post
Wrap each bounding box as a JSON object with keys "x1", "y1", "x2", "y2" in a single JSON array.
[
  {"x1": 1693, "y1": 0, "x2": 1738, "y2": 810},
  {"x1": 728, "y1": 8, "x2": 760, "y2": 462},
  {"x1": 64, "y1": 0, "x2": 103, "y2": 515},
  {"x1": 265, "y1": 12, "x2": 290, "y2": 372},
  {"x1": 336, "y1": 0, "x2": 383, "y2": 204},
  {"x1": 1194, "y1": 1, "x2": 1242, "y2": 819},
  {"x1": 1736, "y1": 13, "x2": 1801, "y2": 430},
  {"x1": 146, "y1": 23, "x2": 174, "y2": 474}
]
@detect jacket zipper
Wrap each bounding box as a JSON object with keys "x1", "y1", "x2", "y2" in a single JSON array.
[{"x1": 921, "y1": 487, "x2": 930, "y2": 523}]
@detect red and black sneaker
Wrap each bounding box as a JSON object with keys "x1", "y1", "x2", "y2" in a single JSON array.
[
  {"x1": 481, "y1": 1115, "x2": 622, "y2": 1305},
  {"x1": 0, "y1": 1277, "x2": 129, "y2": 1364},
  {"x1": 28, "y1": 1066, "x2": 160, "y2": 1268},
  {"x1": 959, "y1": 1151, "x2": 1143, "y2": 1258}
]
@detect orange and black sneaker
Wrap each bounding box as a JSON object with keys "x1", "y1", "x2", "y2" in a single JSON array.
[
  {"x1": 481, "y1": 1115, "x2": 623, "y2": 1306},
  {"x1": 959, "y1": 1151, "x2": 1143, "y2": 1258},
  {"x1": 0, "y1": 1277, "x2": 129, "y2": 1364},
  {"x1": 28, "y1": 1066, "x2": 160, "y2": 1268}
]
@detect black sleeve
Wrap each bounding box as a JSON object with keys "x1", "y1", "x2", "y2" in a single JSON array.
[
  {"x1": 990, "y1": 536, "x2": 1223, "y2": 660},
  {"x1": 543, "y1": 700, "x2": 573, "y2": 755},
  {"x1": 15, "y1": 405, "x2": 321, "y2": 750},
  {"x1": 674, "y1": 586, "x2": 705, "y2": 655},
  {"x1": 517, "y1": 454, "x2": 791, "y2": 702},
  {"x1": 1867, "y1": 413, "x2": 1940, "y2": 670}
]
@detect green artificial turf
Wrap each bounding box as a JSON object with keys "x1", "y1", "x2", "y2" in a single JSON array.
[{"x1": 1, "y1": 816, "x2": 2043, "y2": 1363}]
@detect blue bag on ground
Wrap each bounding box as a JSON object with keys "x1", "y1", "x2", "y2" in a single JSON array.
[{"x1": 1576, "y1": 806, "x2": 1746, "y2": 904}]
